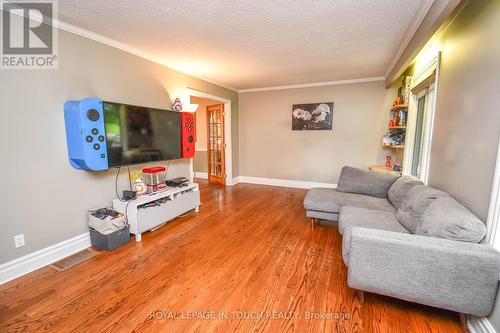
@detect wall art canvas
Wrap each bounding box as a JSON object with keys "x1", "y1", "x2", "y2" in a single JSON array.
[{"x1": 292, "y1": 102, "x2": 334, "y2": 130}]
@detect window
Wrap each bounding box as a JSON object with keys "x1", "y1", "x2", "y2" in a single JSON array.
[
  {"x1": 409, "y1": 86, "x2": 436, "y2": 182},
  {"x1": 403, "y1": 52, "x2": 440, "y2": 184},
  {"x1": 411, "y1": 94, "x2": 426, "y2": 177}
]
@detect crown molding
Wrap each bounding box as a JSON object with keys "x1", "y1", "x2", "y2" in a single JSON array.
[
  {"x1": 8, "y1": 5, "x2": 406, "y2": 94},
  {"x1": 239, "y1": 76, "x2": 385, "y2": 93},
  {"x1": 57, "y1": 19, "x2": 386, "y2": 94},
  {"x1": 384, "y1": 0, "x2": 436, "y2": 79},
  {"x1": 5, "y1": 6, "x2": 239, "y2": 92},
  {"x1": 53, "y1": 20, "x2": 240, "y2": 92},
  {"x1": 385, "y1": 0, "x2": 462, "y2": 86}
]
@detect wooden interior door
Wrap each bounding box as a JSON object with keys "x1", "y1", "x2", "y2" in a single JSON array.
[{"x1": 207, "y1": 104, "x2": 225, "y2": 185}]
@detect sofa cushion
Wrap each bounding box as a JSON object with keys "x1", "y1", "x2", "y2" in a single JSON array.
[
  {"x1": 339, "y1": 206, "x2": 409, "y2": 235},
  {"x1": 303, "y1": 188, "x2": 396, "y2": 215},
  {"x1": 396, "y1": 185, "x2": 449, "y2": 233},
  {"x1": 415, "y1": 197, "x2": 486, "y2": 243},
  {"x1": 388, "y1": 175, "x2": 423, "y2": 209},
  {"x1": 336, "y1": 166, "x2": 400, "y2": 198},
  {"x1": 340, "y1": 207, "x2": 409, "y2": 265}
]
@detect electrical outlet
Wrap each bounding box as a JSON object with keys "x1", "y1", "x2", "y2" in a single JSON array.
[{"x1": 14, "y1": 234, "x2": 25, "y2": 248}]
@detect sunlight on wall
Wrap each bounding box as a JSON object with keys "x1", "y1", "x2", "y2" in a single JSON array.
[
  {"x1": 166, "y1": 87, "x2": 198, "y2": 111},
  {"x1": 413, "y1": 18, "x2": 469, "y2": 75},
  {"x1": 169, "y1": 61, "x2": 216, "y2": 83},
  {"x1": 414, "y1": 37, "x2": 441, "y2": 73}
]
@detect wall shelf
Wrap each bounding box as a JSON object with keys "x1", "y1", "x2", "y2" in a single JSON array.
[
  {"x1": 391, "y1": 104, "x2": 408, "y2": 112},
  {"x1": 369, "y1": 165, "x2": 402, "y2": 175},
  {"x1": 389, "y1": 126, "x2": 407, "y2": 130},
  {"x1": 383, "y1": 144, "x2": 405, "y2": 149}
]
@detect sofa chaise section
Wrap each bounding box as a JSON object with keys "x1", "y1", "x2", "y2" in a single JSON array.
[
  {"x1": 303, "y1": 166, "x2": 500, "y2": 316},
  {"x1": 303, "y1": 188, "x2": 396, "y2": 222},
  {"x1": 339, "y1": 206, "x2": 410, "y2": 265},
  {"x1": 347, "y1": 227, "x2": 500, "y2": 316},
  {"x1": 303, "y1": 166, "x2": 399, "y2": 226}
]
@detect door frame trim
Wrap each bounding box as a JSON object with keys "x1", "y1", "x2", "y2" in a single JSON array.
[{"x1": 187, "y1": 89, "x2": 233, "y2": 185}]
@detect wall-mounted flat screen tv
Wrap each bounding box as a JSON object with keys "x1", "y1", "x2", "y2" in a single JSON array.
[{"x1": 102, "y1": 101, "x2": 181, "y2": 167}]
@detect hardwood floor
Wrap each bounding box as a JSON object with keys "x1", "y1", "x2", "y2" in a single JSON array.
[{"x1": 0, "y1": 181, "x2": 464, "y2": 332}]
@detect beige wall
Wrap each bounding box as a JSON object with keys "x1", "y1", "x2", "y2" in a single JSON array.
[
  {"x1": 426, "y1": 0, "x2": 500, "y2": 222},
  {"x1": 411, "y1": 0, "x2": 500, "y2": 327},
  {"x1": 0, "y1": 28, "x2": 237, "y2": 264},
  {"x1": 239, "y1": 81, "x2": 394, "y2": 183},
  {"x1": 193, "y1": 151, "x2": 208, "y2": 173}
]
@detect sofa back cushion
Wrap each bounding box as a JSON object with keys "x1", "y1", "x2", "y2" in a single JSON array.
[
  {"x1": 388, "y1": 176, "x2": 423, "y2": 209},
  {"x1": 415, "y1": 197, "x2": 486, "y2": 243},
  {"x1": 396, "y1": 185, "x2": 449, "y2": 233},
  {"x1": 337, "y1": 166, "x2": 400, "y2": 198}
]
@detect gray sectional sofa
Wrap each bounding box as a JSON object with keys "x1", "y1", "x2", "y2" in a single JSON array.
[{"x1": 303, "y1": 166, "x2": 500, "y2": 316}]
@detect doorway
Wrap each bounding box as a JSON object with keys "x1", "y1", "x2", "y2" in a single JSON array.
[
  {"x1": 188, "y1": 89, "x2": 232, "y2": 186},
  {"x1": 207, "y1": 103, "x2": 225, "y2": 185}
]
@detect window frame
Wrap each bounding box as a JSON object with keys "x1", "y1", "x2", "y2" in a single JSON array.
[{"x1": 402, "y1": 52, "x2": 440, "y2": 184}]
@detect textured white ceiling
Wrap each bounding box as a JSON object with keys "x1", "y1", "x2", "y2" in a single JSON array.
[{"x1": 58, "y1": 0, "x2": 426, "y2": 90}]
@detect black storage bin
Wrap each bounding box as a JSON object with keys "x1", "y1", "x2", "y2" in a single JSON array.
[{"x1": 89, "y1": 226, "x2": 130, "y2": 251}]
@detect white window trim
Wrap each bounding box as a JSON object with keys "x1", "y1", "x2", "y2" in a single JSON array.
[
  {"x1": 403, "y1": 92, "x2": 418, "y2": 175},
  {"x1": 419, "y1": 85, "x2": 436, "y2": 184},
  {"x1": 402, "y1": 51, "x2": 441, "y2": 184},
  {"x1": 486, "y1": 136, "x2": 500, "y2": 249}
]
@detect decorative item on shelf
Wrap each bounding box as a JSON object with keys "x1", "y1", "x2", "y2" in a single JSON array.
[
  {"x1": 383, "y1": 129, "x2": 406, "y2": 147},
  {"x1": 389, "y1": 116, "x2": 398, "y2": 127},
  {"x1": 385, "y1": 156, "x2": 392, "y2": 168},
  {"x1": 383, "y1": 135, "x2": 392, "y2": 146},
  {"x1": 393, "y1": 162, "x2": 402, "y2": 172},
  {"x1": 384, "y1": 76, "x2": 410, "y2": 152},
  {"x1": 292, "y1": 102, "x2": 334, "y2": 130},
  {"x1": 393, "y1": 77, "x2": 411, "y2": 107},
  {"x1": 393, "y1": 96, "x2": 406, "y2": 107},
  {"x1": 171, "y1": 98, "x2": 183, "y2": 112},
  {"x1": 389, "y1": 107, "x2": 407, "y2": 127},
  {"x1": 397, "y1": 87, "x2": 403, "y2": 103},
  {"x1": 403, "y1": 76, "x2": 412, "y2": 103},
  {"x1": 132, "y1": 178, "x2": 148, "y2": 196},
  {"x1": 143, "y1": 166, "x2": 167, "y2": 193}
]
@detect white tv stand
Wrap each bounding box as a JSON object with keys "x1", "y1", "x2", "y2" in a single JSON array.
[{"x1": 112, "y1": 183, "x2": 200, "y2": 242}]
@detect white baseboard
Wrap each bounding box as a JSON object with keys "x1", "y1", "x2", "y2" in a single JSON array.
[
  {"x1": 237, "y1": 176, "x2": 336, "y2": 189},
  {"x1": 194, "y1": 172, "x2": 208, "y2": 179},
  {"x1": 194, "y1": 174, "x2": 334, "y2": 189},
  {"x1": 468, "y1": 316, "x2": 497, "y2": 333},
  {"x1": 0, "y1": 232, "x2": 91, "y2": 285},
  {"x1": 226, "y1": 176, "x2": 240, "y2": 186}
]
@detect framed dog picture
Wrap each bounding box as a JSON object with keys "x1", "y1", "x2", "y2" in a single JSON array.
[{"x1": 292, "y1": 102, "x2": 334, "y2": 130}]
